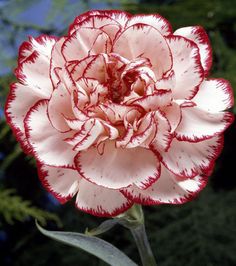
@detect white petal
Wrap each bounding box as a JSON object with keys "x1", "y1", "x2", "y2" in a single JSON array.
[
  {"x1": 174, "y1": 26, "x2": 212, "y2": 74},
  {"x1": 25, "y1": 100, "x2": 77, "y2": 168},
  {"x1": 76, "y1": 179, "x2": 132, "y2": 217},
  {"x1": 76, "y1": 141, "x2": 160, "y2": 189},
  {"x1": 167, "y1": 36, "x2": 204, "y2": 99},
  {"x1": 113, "y1": 24, "x2": 172, "y2": 79},
  {"x1": 175, "y1": 105, "x2": 234, "y2": 141},
  {"x1": 122, "y1": 165, "x2": 207, "y2": 204},
  {"x1": 193, "y1": 79, "x2": 234, "y2": 112},
  {"x1": 160, "y1": 136, "x2": 223, "y2": 178},
  {"x1": 125, "y1": 14, "x2": 172, "y2": 36},
  {"x1": 62, "y1": 28, "x2": 111, "y2": 62},
  {"x1": 38, "y1": 164, "x2": 80, "y2": 203}
]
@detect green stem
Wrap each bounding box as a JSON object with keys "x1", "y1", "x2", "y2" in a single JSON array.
[
  {"x1": 130, "y1": 223, "x2": 157, "y2": 266},
  {"x1": 118, "y1": 205, "x2": 157, "y2": 266}
]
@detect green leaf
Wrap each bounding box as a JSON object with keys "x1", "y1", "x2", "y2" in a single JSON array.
[
  {"x1": 36, "y1": 222, "x2": 137, "y2": 266},
  {"x1": 85, "y1": 218, "x2": 120, "y2": 236}
]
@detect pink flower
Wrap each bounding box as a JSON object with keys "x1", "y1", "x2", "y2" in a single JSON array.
[{"x1": 5, "y1": 10, "x2": 234, "y2": 217}]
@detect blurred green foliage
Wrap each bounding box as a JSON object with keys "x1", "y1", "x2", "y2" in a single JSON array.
[
  {"x1": 0, "y1": 188, "x2": 62, "y2": 227},
  {"x1": 0, "y1": 0, "x2": 235, "y2": 266}
]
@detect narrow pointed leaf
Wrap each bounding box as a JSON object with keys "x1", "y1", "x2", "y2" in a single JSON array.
[
  {"x1": 85, "y1": 218, "x2": 120, "y2": 236},
  {"x1": 36, "y1": 222, "x2": 137, "y2": 266}
]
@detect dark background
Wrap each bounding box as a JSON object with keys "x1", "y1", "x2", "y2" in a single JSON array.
[{"x1": 0, "y1": 0, "x2": 236, "y2": 265}]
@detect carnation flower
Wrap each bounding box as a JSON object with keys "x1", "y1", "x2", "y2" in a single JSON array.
[{"x1": 5, "y1": 10, "x2": 234, "y2": 217}]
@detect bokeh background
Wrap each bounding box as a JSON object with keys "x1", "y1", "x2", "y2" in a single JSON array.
[{"x1": 0, "y1": 0, "x2": 236, "y2": 265}]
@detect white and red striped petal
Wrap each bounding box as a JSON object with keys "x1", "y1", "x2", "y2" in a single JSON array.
[
  {"x1": 100, "y1": 24, "x2": 121, "y2": 43},
  {"x1": 162, "y1": 102, "x2": 181, "y2": 133},
  {"x1": 15, "y1": 51, "x2": 53, "y2": 97},
  {"x1": 124, "y1": 113, "x2": 156, "y2": 148},
  {"x1": 113, "y1": 24, "x2": 172, "y2": 79},
  {"x1": 159, "y1": 136, "x2": 223, "y2": 178},
  {"x1": 70, "y1": 10, "x2": 131, "y2": 32},
  {"x1": 122, "y1": 165, "x2": 207, "y2": 205},
  {"x1": 62, "y1": 28, "x2": 111, "y2": 62},
  {"x1": 50, "y1": 37, "x2": 66, "y2": 87},
  {"x1": 75, "y1": 178, "x2": 132, "y2": 217},
  {"x1": 18, "y1": 35, "x2": 57, "y2": 64},
  {"x1": 175, "y1": 106, "x2": 234, "y2": 141},
  {"x1": 48, "y1": 83, "x2": 74, "y2": 132},
  {"x1": 69, "y1": 14, "x2": 120, "y2": 37},
  {"x1": 25, "y1": 100, "x2": 77, "y2": 168},
  {"x1": 83, "y1": 54, "x2": 108, "y2": 83},
  {"x1": 125, "y1": 14, "x2": 172, "y2": 36},
  {"x1": 38, "y1": 163, "x2": 79, "y2": 203},
  {"x1": 5, "y1": 83, "x2": 48, "y2": 154},
  {"x1": 174, "y1": 26, "x2": 212, "y2": 75},
  {"x1": 131, "y1": 90, "x2": 172, "y2": 111},
  {"x1": 167, "y1": 36, "x2": 204, "y2": 99},
  {"x1": 75, "y1": 141, "x2": 160, "y2": 189},
  {"x1": 193, "y1": 79, "x2": 234, "y2": 112},
  {"x1": 65, "y1": 119, "x2": 105, "y2": 151},
  {"x1": 150, "y1": 110, "x2": 172, "y2": 152}
]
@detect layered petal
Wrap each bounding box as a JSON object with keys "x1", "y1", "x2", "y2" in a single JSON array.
[
  {"x1": 167, "y1": 36, "x2": 204, "y2": 99},
  {"x1": 25, "y1": 100, "x2": 77, "y2": 168},
  {"x1": 48, "y1": 83, "x2": 74, "y2": 132},
  {"x1": 193, "y1": 79, "x2": 234, "y2": 112},
  {"x1": 75, "y1": 178, "x2": 132, "y2": 217},
  {"x1": 15, "y1": 51, "x2": 53, "y2": 97},
  {"x1": 159, "y1": 136, "x2": 223, "y2": 178},
  {"x1": 70, "y1": 10, "x2": 131, "y2": 32},
  {"x1": 38, "y1": 163, "x2": 79, "y2": 203},
  {"x1": 5, "y1": 83, "x2": 47, "y2": 153},
  {"x1": 174, "y1": 26, "x2": 212, "y2": 75},
  {"x1": 62, "y1": 28, "x2": 111, "y2": 62},
  {"x1": 18, "y1": 35, "x2": 57, "y2": 64},
  {"x1": 125, "y1": 14, "x2": 172, "y2": 36},
  {"x1": 75, "y1": 141, "x2": 160, "y2": 189},
  {"x1": 175, "y1": 105, "x2": 234, "y2": 141},
  {"x1": 113, "y1": 24, "x2": 172, "y2": 79},
  {"x1": 50, "y1": 37, "x2": 66, "y2": 87},
  {"x1": 122, "y1": 165, "x2": 207, "y2": 204}
]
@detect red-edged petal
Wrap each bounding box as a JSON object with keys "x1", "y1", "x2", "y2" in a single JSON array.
[
  {"x1": 69, "y1": 14, "x2": 120, "y2": 37},
  {"x1": 70, "y1": 56, "x2": 95, "y2": 81},
  {"x1": 5, "y1": 83, "x2": 46, "y2": 154},
  {"x1": 15, "y1": 51, "x2": 53, "y2": 97},
  {"x1": 151, "y1": 110, "x2": 172, "y2": 152},
  {"x1": 50, "y1": 37, "x2": 66, "y2": 87},
  {"x1": 125, "y1": 113, "x2": 157, "y2": 148},
  {"x1": 100, "y1": 24, "x2": 121, "y2": 43},
  {"x1": 83, "y1": 54, "x2": 108, "y2": 83},
  {"x1": 175, "y1": 105, "x2": 234, "y2": 142},
  {"x1": 131, "y1": 89, "x2": 172, "y2": 111},
  {"x1": 75, "y1": 178, "x2": 132, "y2": 217},
  {"x1": 62, "y1": 28, "x2": 111, "y2": 62},
  {"x1": 193, "y1": 79, "x2": 234, "y2": 112},
  {"x1": 125, "y1": 14, "x2": 172, "y2": 36},
  {"x1": 25, "y1": 100, "x2": 77, "y2": 168},
  {"x1": 18, "y1": 35, "x2": 57, "y2": 64},
  {"x1": 174, "y1": 26, "x2": 212, "y2": 75},
  {"x1": 162, "y1": 101, "x2": 182, "y2": 133},
  {"x1": 48, "y1": 83, "x2": 74, "y2": 132},
  {"x1": 158, "y1": 136, "x2": 223, "y2": 178},
  {"x1": 70, "y1": 10, "x2": 131, "y2": 32},
  {"x1": 38, "y1": 163, "x2": 79, "y2": 203},
  {"x1": 65, "y1": 119, "x2": 105, "y2": 151},
  {"x1": 122, "y1": 165, "x2": 207, "y2": 205},
  {"x1": 75, "y1": 141, "x2": 160, "y2": 190},
  {"x1": 113, "y1": 24, "x2": 172, "y2": 79},
  {"x1": 166, "y1": 36, "x2": 204, "y2": 100}
]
